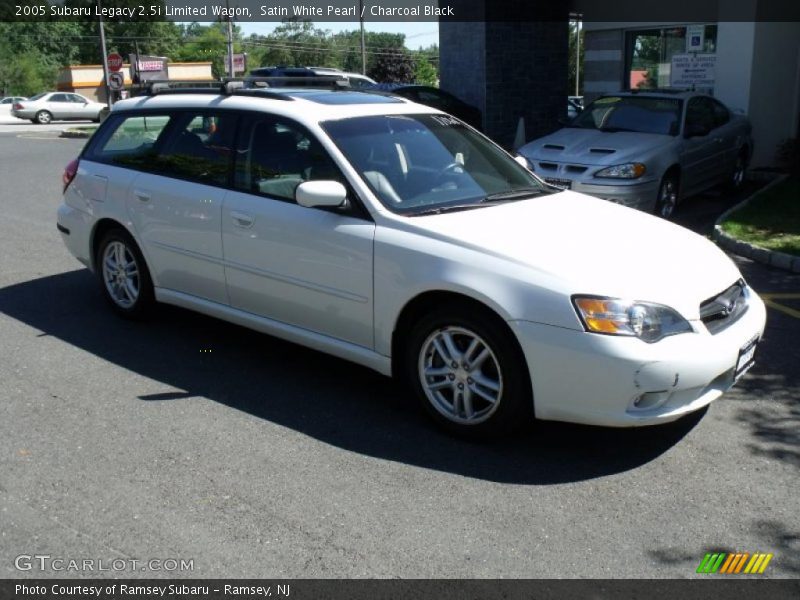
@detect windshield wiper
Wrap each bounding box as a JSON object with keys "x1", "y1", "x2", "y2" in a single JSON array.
[
  {"x1": 410, "y1": 199, "x2": 511, "y2": 216},
  {"x1": 484, "y1": 187, "x2": 548, "y2": 201}
]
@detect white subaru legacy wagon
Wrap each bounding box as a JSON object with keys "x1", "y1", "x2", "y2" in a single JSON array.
[{"x1": 57, "y1": 84, "x2": 766, "y2": 437}]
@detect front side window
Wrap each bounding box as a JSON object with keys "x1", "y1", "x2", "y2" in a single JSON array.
[
  {"x1": 234, "y1": 114, "x2": 344, "y2": 201},
  {"x1": 323, "y1": 114, "x2": 545, "y2": 214},
  {"x1": 570, "y1": 96, "x2": 682, "y2": 136}
]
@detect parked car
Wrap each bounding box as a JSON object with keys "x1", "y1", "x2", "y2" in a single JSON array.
[
  {"x1": 11, "y1": 92, "x2": 105, "y2": 124},
  {"x1": 0, "y1": 96, "x2": 27, "y2": 105},
  {"x1": 368, "y1": 83, "x2": 483, "y2": 130},
  {"x1": 517, "y1": 91, "x2": 753, "y2": 218},
  {"x1": 57, "y1": 84, "x2": 766, "y2": 437}
]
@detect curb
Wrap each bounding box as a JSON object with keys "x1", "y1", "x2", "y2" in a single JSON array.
[
  {"x1": 713, "y1": 173, "x2": 800, "y2": 273},
  {"x1": 59, "y1": 128, "x2": 95, "y2": 139}
]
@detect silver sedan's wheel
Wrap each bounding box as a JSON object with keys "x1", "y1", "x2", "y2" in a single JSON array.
[
  {"x1": 101, "y1": 240, "x2": 140, "y2": 309},
  {"x1": 418, "y1": 326, "x2": 504, "y2": 425},
  {"x1": 35, "y1": 110, "x2": 52, "y2": 125},
  {"x1": 655, "y1": 176, "x2": 678, "y2": 219},
  {"x1": 731, "y1": 156, "x2": 746, "y2": 188}
]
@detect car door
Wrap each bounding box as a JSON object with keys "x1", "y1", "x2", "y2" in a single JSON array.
[
  {"x1": 47, "y1": 94, "x2": 73, "y2": 119},
  {"x1": 709, "y1": 98, "x2": 737, "y2": 179},
  {"x1": 124, "y1": 111, "x2": 237, "y2": 305},
  {"x1": 680, "y1": 97, "x2": 720, "y2": 195},
  {"x1": 69, "y1": 94, "x2": 93, "y2": 119},
  {"x1": 221, "y1": 113, "x2": 375, "y2": 348}
]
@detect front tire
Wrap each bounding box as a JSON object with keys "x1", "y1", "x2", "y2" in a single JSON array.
[
  {"x1": 654, "y1": 173, "x2": 679, "y2": 219},
  {"x1": 35, "y1": 110, "x2": 52, "y2": 125},
  {"x1": 404, "y1": 304, "x2": 533, "y2": 438},
  {"x1": 95, "y1": 229, "x2": 154, "y2": 319}
]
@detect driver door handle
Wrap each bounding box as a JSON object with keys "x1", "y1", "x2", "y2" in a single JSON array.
[
  {"x1": 133, "y1": 190, "x2": 151, "y2": 203},
  {"x1": 231, "y1": 211, "x2": 255, "y2": 228}
]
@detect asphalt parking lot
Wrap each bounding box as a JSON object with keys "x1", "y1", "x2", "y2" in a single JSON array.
[{"x1": 0, "y1": 131, "x2": 798, "y2": 579}]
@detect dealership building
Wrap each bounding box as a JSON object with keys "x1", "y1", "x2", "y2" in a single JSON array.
[{"x1": 441, "y1": 2, "x2": 800, "y2": 168}]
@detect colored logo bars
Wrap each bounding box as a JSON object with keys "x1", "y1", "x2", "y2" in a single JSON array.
[{"x1": 696, "y1": 552, "x2": 773, "y2": 574}]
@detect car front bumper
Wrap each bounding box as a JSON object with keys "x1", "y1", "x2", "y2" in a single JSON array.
[
  {"x1": 569, "y1": 179, "x2": 660, "y2": 212},
  {"x1": 508, "y1": 291, "x2": 767, "y2": 427}
]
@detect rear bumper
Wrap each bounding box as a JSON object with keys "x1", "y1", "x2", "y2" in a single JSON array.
[{"x1": 57, "y1": 203, "x2": 93, "y2": 269}]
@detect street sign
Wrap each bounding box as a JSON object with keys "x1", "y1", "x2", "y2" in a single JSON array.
[
  {"x1": 107, "y1": 71, "x2": 125, "y2": 91},
  {"x1": 231, "y1": 53, "x2": 247, "y2": 74},
  {"x1": 670, "y1": 53, "x2": 716, "y2": 88},
  {"x1": 107, "y1": 52, "x2": 123, "y2": 72}
]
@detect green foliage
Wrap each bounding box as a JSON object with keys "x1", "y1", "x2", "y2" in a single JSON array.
[
  {"x1": 414, "y1": 57, "x2": 438, "y2": 86},
  {"x1": 368, "y1": 51, "x2": 415, "y2": 84}
]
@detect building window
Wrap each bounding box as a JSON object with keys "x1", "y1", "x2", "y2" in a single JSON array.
[{"x1": 625, "y1": 25, "x2": 717, "y2": 90}]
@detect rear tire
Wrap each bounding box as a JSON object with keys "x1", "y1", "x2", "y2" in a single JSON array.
[
  {"x1": 404, "y1": 304, "x2": 533, "y2": 439},
  {"x1": 95, "y1": 228, "x2": 154, "y2": 319},
  {"x1": 35, "y1": 110, "x2": 52, "y2": 125},
  {"x1": 654, "y1": 173, "x2": 679, "y2": 219}
]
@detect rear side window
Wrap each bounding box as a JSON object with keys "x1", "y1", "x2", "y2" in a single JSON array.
[
  {"x1": 86, "y1": 114, "x2": 172, "y2": 164},
  {"x1": 152, "y1": 112, "x2": 238, "y2": 186}
]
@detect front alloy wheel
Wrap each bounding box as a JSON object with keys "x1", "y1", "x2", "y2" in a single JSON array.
[
  {"x1": 418, "y1": 326, "x2": 503, "y2": 424},
  {"x1": 406, "y1": 305, "x2": 532, "y2": 438},
  {"x1": 655, "y1": 175, "x2": 678, "y2": 219}
]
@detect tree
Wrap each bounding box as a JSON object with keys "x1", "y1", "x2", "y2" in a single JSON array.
[
  {"x1": 368, "y1": 51, "x2": 414, "y2": 83},
  {"x1": 568, "y1": 21, "x2": 585, "y2": 96},
  {"x1": 414, "y1": 57, "x2": 437, "y2": 86}
]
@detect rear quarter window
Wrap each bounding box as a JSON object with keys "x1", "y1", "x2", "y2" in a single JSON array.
[{"x1": 85, "y1": 114, "x2": 172, "y2": 164}]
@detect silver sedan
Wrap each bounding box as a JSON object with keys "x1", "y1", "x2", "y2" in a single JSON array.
[
  {"x1": 517, "y1": 91, "x2": 753, "y2": 218},
  {"x1": 11, "y1": 92, "x2": 105, "y2": 124}
]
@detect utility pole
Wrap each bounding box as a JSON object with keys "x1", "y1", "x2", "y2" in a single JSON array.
[
  {"x1": 359, "y1": 0, "x2": 366, "y2": 74},
  {"x1": 98, "y1": 0, "x2": 111, "y2": 109},
  {"x1": 226, "y1": 0, "x2": 235, "y2": 78},
  {"x1": 575, "y1": 18, "x2": 581, "y2": 97}
]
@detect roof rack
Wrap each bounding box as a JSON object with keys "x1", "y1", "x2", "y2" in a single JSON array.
[{"x1": 136, "y1": 77, "x2": 356, "y2": 101}]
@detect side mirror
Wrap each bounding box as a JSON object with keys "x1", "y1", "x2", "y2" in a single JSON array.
[{"x1": 295, "y1": 180, "x2": 347, "y2": 208}]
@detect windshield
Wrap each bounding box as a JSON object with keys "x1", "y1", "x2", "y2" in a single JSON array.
[
  {"x1": 322, "y1": 114, "x2": 546, "y2": 214},
  {"x1": 570, "y1": 96, "x2": 682, "y2": 136}
]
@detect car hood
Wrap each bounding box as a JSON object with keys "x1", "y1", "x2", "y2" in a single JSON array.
[
  {"x1": 406, "y1": 191, "x2": 741, "y2": 320},
  {"x1": 518, "y1": 128, "x2": 673, "y2": 166}
]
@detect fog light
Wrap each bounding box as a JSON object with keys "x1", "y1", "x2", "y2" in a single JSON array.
[{"x1": 632, "y1": 391, "x2": 669, "y2": 410}]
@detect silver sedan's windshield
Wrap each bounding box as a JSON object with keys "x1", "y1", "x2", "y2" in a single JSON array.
[
  {"x1": 322, "y1": 114, "x2": 547, "y2": 214},
  {"x1": 570, "y1": 96, "x2": 683, "y2": 136}
]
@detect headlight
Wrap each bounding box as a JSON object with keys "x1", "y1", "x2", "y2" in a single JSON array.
[
  {"x1": 594, "y1": 163, "x2": 646, "y2": 179},
  {"x1": 572, "y1": 296, "x2": 693, "y2": 343}
]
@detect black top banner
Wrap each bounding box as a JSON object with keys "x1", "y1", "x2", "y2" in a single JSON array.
[{"x1": 3, "y1": 0, "x2": 800, "y2": 22}]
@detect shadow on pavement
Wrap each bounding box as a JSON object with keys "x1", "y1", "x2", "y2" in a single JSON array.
[{"x1": 0, "y1": 270, "x2": 704, "y2": 485}]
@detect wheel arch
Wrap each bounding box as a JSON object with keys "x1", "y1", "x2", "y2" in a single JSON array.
[
  {"x1": 90, "y1": 218, "x2": 149, "y2": 277},
  {"x1": 390, "y1": 290, "x2": 523, "y2": 379}
]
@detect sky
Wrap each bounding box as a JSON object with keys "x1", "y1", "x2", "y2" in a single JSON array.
[{"x1": 239, "y1": 21, "x2": 439, "y2": 49}]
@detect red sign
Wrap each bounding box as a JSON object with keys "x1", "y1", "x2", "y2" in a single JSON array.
[{"x1": 107, "y1": 53, "x2": 123, "y2": 72}]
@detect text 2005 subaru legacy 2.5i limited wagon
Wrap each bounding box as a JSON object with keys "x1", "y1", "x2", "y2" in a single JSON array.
[{"x1": 57, "y1": 84, "x2": 766, "y2": 437}]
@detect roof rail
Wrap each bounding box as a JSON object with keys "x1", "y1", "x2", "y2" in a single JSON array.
[{"x1": 238, "y1": 75, "x2": 350, "y2": 89}]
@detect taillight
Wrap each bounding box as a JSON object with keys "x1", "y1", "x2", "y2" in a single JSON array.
[
  {"x1": 63, "y1": 158, "x2": 79, "y2": 193},
  {"x1": 12, "y1": 103, "x2": 22, "y2": 110}
]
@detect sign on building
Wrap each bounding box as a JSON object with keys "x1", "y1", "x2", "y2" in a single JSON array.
[
  {"x1": 686, "y1": 25, "x2": 705, "y2": 52},
  {"x1": 128, "y1": 54, "x2": 169, "y2": 83},
  {"x1": 670, "y1": 53, "x2": 716, "y2": 88},
  {"x1": 230, "y1": 53, "x2": 247, "y2": 74}
]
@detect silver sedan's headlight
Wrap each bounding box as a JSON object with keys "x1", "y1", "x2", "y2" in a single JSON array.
[
  {"x1": 572, "y1": 296, "x2": 693, "y2": 343},
  {"x1": 594, "y1": 163, "x2": 646, "y2": 179}
]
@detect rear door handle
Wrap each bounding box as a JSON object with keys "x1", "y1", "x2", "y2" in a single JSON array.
[
  {"x1": 134, "y1": 189, "x2": 151, "y2": 203},
  {"x1": 231, "y1": 211, "x2": 254, "y2": 228}
]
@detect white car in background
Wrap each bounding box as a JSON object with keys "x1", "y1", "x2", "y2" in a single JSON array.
[
  {"x1": 12, "y1": 92, "x2": 105, "y2": 124},
  {"x1": 56, "y1": 83, "x2": 766, "y2": 437}
]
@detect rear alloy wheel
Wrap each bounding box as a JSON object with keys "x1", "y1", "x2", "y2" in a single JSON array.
[
  {"x1": 96, "y1": 229, "x2": 154, "y2": 319},
  {"x1": 35, "y1": 110, "x2": 52, "y2": 125},
  {"x1": 406, "y1": 306, "x2": 532, "y2": 438},
  {"x1": 655, "y1": 174, "x2": 678, "y2": 219}
]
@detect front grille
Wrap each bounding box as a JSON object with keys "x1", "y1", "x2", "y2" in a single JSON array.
[{"x1": 699, "y1": 280, "x2": 748, "y2": 334}]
